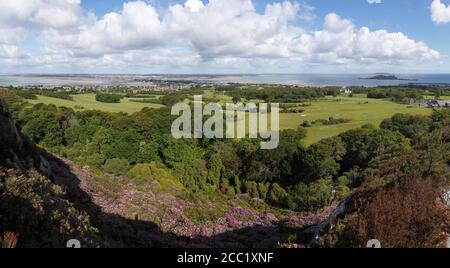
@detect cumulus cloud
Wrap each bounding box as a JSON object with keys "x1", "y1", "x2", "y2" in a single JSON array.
[
  {"x1": 367, "y1": 0, "x2": 382, "y2": 4},
  {"x1": 0, "y1": 0, "x2": 81, "y2": 28},
  {"x1": 431, "y1": 0, "x2": 450, "y2": 24},
  {"x1": 0, "y1": 0, "x2": 81, "y2": 59},
  {"x1": 43, "y1": 1, "x2": 164, "y2": 57},
  {"x1": 163, "y1": 0, "x2": 303, "y2": 59},
  {"x1": 292, "y1": 13, "x2": 439, "y2": 64},
  {"x1": 0, "y1": 0, "x2": 441, "y2": 72}
]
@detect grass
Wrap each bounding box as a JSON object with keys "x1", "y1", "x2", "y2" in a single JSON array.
[
  {"x1": 279, "y1": 95, "x2": 432, "y2": 144},
  {"x1": 202, "y1": 89, "x2": 234, "y2": 103},
  {"x1": 28, "y1": 93, "x2": 165, "y2": 114},
  {"x1": 29, "y1": 92, "x2": 434, "y2": 145}
]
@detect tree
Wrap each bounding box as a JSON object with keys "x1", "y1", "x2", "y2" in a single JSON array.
[
  {"x1": 289, "y1": 179, "x2": 333, "y2": 212},
  {"x1": 231, "y1": 175, "x2": 241, "y2": 193},
  {"x1": 161, "y1": 94, "x2": 186, "y2": 106},
  {"x1": 232, "y1": 95, "x2": 242, "y2": 104},
  {"x1": 380, "y1": 114, "x2": 432, "y2": 144},
  {"x1": 339, "y1": 128, "x2": 408, "y2": 171},
  {"x1": 257, "y1": 182, "x2": 269, "y2": 200},
  {"x1": 95, "y1": 93, "x2": 123, "y2": 103},
  {"x1": 267, "y1": 183, "x2": 288, "y2": 207},
  {"x1": 207, "y1": 153, "x2": 223, "y2": 187},
  {"x1": 90, "y1": 128, "x2": 143, "y2": 164},
  {"x1": 65, "y1": 124, "x2": 98, "y2": 147},
  {"x1": 245, "y1": 128, "x2": 305, "y2": 185},
  {"x1": 161, "y1": 139, "x2": 204, "y2": 168},
  {"x1": 295, "y1": 136, "x2": 345, "y2": 183},
  {"x1": 137, "y1": 141, "x2": 160, "y2": 164},
  {"x1": 244, "y1": 181, "x2": 259, "y2": 199},
  {"x1": 18, "y1": 104, "x2": 76, "y2": 148}
]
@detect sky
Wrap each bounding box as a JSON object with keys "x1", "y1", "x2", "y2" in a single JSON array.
[{"x1": 1, "y1": 0, "x2": 450, "y2": 74}]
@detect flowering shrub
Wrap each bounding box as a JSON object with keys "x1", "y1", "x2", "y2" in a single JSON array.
[{"x1": 0, "y1": 169, "x2": 99, "y2": 248}]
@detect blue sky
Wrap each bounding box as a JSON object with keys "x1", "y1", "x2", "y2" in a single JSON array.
[
  {"x1": 82, "y1": 0, "x2": 447, "y2": 44},
  {"x1": 1, "y1": 0, "x2": 450, "y2": 73}
]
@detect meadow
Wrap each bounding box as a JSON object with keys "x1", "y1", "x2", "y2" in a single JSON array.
[
  {"x1": 279, "y1": 95, "x2": 431, "y2": 144},
  {"x1": 29, "y1": 93, "x2": 164, "y2": 113},
  {"x1": 205, "y1": 92, "x2": 432, "y2": 144},
  {"x1": 28, "y1": 92, "x2": 432, "y2": 145}
]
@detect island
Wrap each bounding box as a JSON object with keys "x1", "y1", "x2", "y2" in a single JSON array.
[{"x1": 360, "y1": 74, "x2": 417, "y2": 81}]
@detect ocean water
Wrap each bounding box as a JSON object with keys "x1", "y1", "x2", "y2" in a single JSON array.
[
  {"x1": 218, "y1": 74, "x2": 450, "y2": 87},
  {"x1": 1, "y1": 74, "x2": 450, "y2": 87}
]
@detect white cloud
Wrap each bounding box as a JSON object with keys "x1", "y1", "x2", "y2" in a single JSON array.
[
  {"x1": 40, "y1": 1, "x2": 163, "y2": 57},
  {"x1": 0, "y1": 0, "x2": 82, "y2": 59},
  {"x1": 184, "y1": 0, "x2": 205, "y2": 12},
  {"x1": 163, "y1": 0, "x2": 302, "y2": 59},
  {"x1": 292, "y1": 13, "x2": 439, "y2": 64},
  {"x1": 0, "y1": 0, "x2": 81, "y2": 28},
  {"x1": 367, "y1": 0, "x2": 382, "y2": 4},
  {"x1": 0, "y1": 0, "x2": 441, "y2": 72},
  {"x1": 431, "y1": 0, "x2": 450, "y2": 24}
]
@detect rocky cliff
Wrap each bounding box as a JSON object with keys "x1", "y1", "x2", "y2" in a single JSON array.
[{"x1": 0, "y1": 98, "x2": 51, "y2": 176}]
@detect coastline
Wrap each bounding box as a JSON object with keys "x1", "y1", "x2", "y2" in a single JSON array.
[{"x1": 2, "y1": 73, "x2": 450, "y2": 87}]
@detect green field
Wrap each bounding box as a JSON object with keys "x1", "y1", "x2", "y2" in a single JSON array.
[
  {"x1": 29, "y1": 92, "x2": 433, "y2": 145},
  {"x1": 197, "y1": 92, "x2": 432, "y2": 144},
  {"x1": 279, "y1": 95, "x2": 431, "y2": 144},
  {"x1": 29, "y1": 94, "x2": 165, "y2": 113}
]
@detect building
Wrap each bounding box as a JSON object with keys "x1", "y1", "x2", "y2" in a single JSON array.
[
  {"x1": 340, "y1": 86, "x2": 352, "y2": 94},
  {"x1": 415, "y1": 99, "x2": 450, "y2": 108}
]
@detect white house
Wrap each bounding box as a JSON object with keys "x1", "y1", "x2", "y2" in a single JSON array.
[{"x1": 340, "y1": 86, "x2": 352, "y2": 94}]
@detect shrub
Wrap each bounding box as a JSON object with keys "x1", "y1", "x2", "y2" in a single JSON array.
[
  {"x1": 129, "y1": 98, "x2": 162, "y2": 104},
  {"x1": 231, "y1": 175, "x2": 241, "y2": 193},
  {"x1": 0, "y1": 90, "x2": 21, "y2": 104},
  {"x1": 65, "y1": 143, "x2": 87, "y2": 162},
  {"x1": 0, "y1": 169, "x2": 99, "y2": 248},
  {"x1": 258, "y1": 183, "x2": 269, "y2": 200},
  {"x1": 244, "y1": 181, "x2": 259, "y2": 199},
  {"x1": 315, "y1": 117, "x2": 352, "y2": 126},
  {"x1": 336, "y1": 176, "x2": 351, "y2": 187},
  {"x1": 86, "y1": 153, "x2": 105, "y2": 168},
  {"x1": 227, "y1": 186, "x2": 236, "y2": 198},
  {"x1": 103, "y1": 158, "x2": 130, "y2": 176},
  {"x1": 42, "y1": 91, "x2": 73, "y2": 100},
  {"x1": 301, "y1": 120, "x2": 313, "y2": 128},
  {"x1": 95, "y1": 93, "x2": 123, "y2": 103},
  {"x1": 127, "y1": 163, "x2": 183, "y2": 192},
  {"x1": 328, "y1": 152, "x2": 449, "y2": 248},
  {"x1": 267, "y1": 183, "x2": 288, "y2": 207}
]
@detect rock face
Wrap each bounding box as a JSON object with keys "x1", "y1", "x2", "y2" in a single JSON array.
[
  {"x1": 302, "y1": 198, "x2": 349, "y2": 247},
  {"x1": 443, "y1": 189, "x2": 450, "y2": 208},
  {"x1": 0, "y1": 98, "x2": 42, "y2": 173}
]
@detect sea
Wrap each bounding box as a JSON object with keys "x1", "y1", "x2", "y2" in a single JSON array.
[{"x1": 1, "y1": 73, "x2": 450, "y2": 87}]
